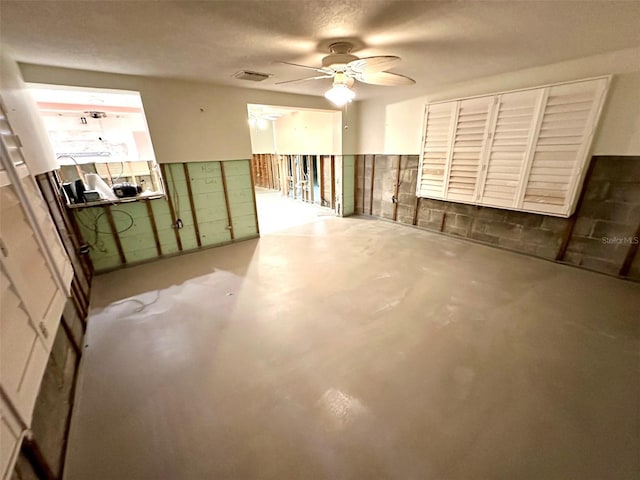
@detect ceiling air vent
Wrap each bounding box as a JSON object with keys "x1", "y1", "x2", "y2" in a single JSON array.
[{"x1": 233, "y1": 71, "x2": 271, "y2": 82}]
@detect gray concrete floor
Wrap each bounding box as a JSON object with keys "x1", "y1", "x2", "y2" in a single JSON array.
[
  {"x1": 65, "y1": 193, "x2": 640, "y2": 480},
  {"x1": 255, "y1": 187, "x2": 334, "y2": 234}
]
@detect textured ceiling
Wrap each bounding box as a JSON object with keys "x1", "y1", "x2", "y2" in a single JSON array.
[{"x1": 1, "y1": 1, "x2": 639, "y2": 100}]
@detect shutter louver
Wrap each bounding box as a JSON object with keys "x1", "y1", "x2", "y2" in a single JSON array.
[
  {"x1": 479, "y1": 90, "x2": 539, "y2": 208},
  {"x1": 0, "y1": 110, "x2": 24, "y2": 169},
  {"x1": 446, "y1": 97, "x2": 493, "y2": 202},
  {"x1": 418, "y1": 102, "x2": 456, "y2": 199},
  {"x1": 522, "y1": 79, "x2": 607, "y2": 215}
]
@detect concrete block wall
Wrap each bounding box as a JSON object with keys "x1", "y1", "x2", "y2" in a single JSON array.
[
  {"x1": 563, "y1": 156, "x2": 640, "y2": 275},
  {"x1": 73, "y1": 159, "x2": 258, "y2": 273},
  {"x1": 354, "y1": 155, "x2": 640, "y2": 281}
]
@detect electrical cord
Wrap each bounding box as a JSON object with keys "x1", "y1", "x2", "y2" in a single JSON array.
[
  {"x1": 57, "y1": 154, "x2": 87, "y2": 176},
  {"x1": 75, "y1": 208, "x2": 135, "y2": 253},
  {"x1": 111, "y1": 161, "x2": 125, "y2": 183},
  {"x1": 112, "y1": 291, "x2": 161, "y2": 313}
]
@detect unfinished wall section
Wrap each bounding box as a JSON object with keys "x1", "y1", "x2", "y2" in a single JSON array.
[
  {"x1": 251, "y1": 154, "x2": 280, "y2": 190},
  {"x1": 321, "y1": 155, "x2": 334, "y2": 208},
  {"x1": 73, "y1": 159, "x2": 258, "y2": 273},
  {"x1": 10, "y1": 300, "x2": 84, "y2": 480},
  {"x1": 563, "y1": 156, "x2": 640, "y2": 275},
  {"x1": 342, "y1": 155, "x2": 355, "y2": 216},
  {"x1": 355, "y1": 155, "x2": 640, "y2": 281}
]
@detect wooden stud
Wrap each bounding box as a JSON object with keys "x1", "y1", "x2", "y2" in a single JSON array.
[
  {"x1": 147, "y1": 160, "x2": 158, "y2": 191},
  {"x1": 21, "y1": 436, "x2": 56, "y2": 480},
  {"x1": 67, "y1": 205, "x2": 95, "y2": 280},
  {"x1": 369, "y1": 155, "x2": 376, "y2": 215},
  {"x1": 413, "y1": 197, "x2": 421, "y2": 226},
  {"x1": 70, "y1": 280, "x2": 88, "y2": 330},
  {"x1": 252, "y1": 155, "x2": 257, "y2": 187},
  {"x1": 330, "y1": 155, "x2": 336, "y2": 209},
  {"x1": 247, "y1": 157, "x2": 261, "y2": 236},
  {"x1": 145, "y1": 199, "x2": 162, "y2": 256},
  {"x1": 219, "y1": 162, "x2": 235, "y2": 240},
  {"x1": 39, "y1": 171, "x2": 94, "y2": 284},
  {"x1": 440, "y1": 212, "x2": 447, "y2": 232},
  {"x1": 392, "y1": 156, "x2": 403, "y2": 222},
  {"x1": 268, "y1": 154, "x2": 274, "y2": 189},
  {"x1": 70, "y1": 278, "x2": 88, "y2": 320},
  {"x1": 257, "y1": 154, "x2": 262, "y2": 188},
  {"x1": 352, "y1": 154, "x2": 357, "y2": 213},
  {"x1": 262, "y1": 154, "x2": 267, "y2": 188},
  {"x1": 60, "y1": 313, "x2": 82, "y2": 359},
  {"x1": 362, "y1": 156, "x2": 366, "y2": 214},
  {"x1": 103, "y1": 204, "x2": 126, "y2": 265},
  {"x1": 159, "y1": 163, "x2": 183, "y2": 251},
  {"x1": 309, "y1": 154, "x2": 315, "y2": 204},
  {"x1": 182, "y1": 163, "x2": 201, "y2": 247},
  {"x1": 555, "y1": 158, "x2": 596, "y2": 261},
  {"x1": 319, "y1": 155, "x2": 325, "y2": 205},
  {"x1": 104, "y1": 162, "x2": 114, "y2": 186},
  {"x1": 619, "y1": 221, "x2": 640, "y2": 277}
]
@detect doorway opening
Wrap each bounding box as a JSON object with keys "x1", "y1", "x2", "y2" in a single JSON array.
[{"x1": 247, "y1": 104, "x2": 341, "y2": 234}]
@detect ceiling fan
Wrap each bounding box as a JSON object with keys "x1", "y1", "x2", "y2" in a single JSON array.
[{"x1": 277, "y1": 42, "x2": 415, "y2": 106}]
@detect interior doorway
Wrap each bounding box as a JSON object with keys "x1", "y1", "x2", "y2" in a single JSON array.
[{"x1": 247, "y1": 104, "x2": 341, "y2": 234}]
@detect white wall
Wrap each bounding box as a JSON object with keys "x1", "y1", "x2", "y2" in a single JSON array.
[
  {"x1": 273, "y1": 109, "x2": 342, "y2": 155},
  {"x1": 20, "y1": 64, "x2": 355, "y2": 163},
  {"x1": 40, "y1": 111, "x2": 154, "y2": 162},
  {"x1": 357, "y1": 47, "x2": 640, "y2": 156},
  {"x1": 249, "y1": 119, "x2": 276, "y2": 153},
  {"x1": 0, "y1": 51, "x2": 58, "y2": 174}
]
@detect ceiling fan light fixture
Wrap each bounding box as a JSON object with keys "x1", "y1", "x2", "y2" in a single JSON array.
[{"x1": 324, "y1": 84, "x2": 355, "y2": 107}]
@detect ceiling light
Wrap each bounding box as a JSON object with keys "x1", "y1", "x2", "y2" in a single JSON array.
[{"x1": 324, "y1": 84, "x2": 355, "y2": 107}]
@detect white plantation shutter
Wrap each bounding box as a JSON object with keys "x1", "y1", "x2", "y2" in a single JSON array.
[
  {"x1": 417, "y1": 77, "x2": 609, "y2": 217},
  {"x1": 478, "y1": 89, "x2": 541, "y2": 208},
  {"x1": 521, "y1": 78, "x2": 608, "y2": 215},
  {"x1": 0, "y1": 99, "x2": 72, "y2": 478},
  {"x1": 417, "y1": 102, "x2": 456, "y2": 199},
  {"x1": 445, "y1": 96, "x2": 493, "y2": 202},
  {"x1": 0, "y1": 106, "x2": 27, "y2": 188}
]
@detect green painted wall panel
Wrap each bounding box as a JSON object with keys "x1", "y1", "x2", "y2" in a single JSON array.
[
  {"x1": 92, "y1": 255, "x2": 122, "y2": 271},
  {"x1": 75, "y1": 159, "x2": 258, "y2": 272},
  {"x1": 190, "y1": 162, "x2": 230, "y2": 245},
  {"x1": 342, "y1": 154, "x2": 355, "y2": 216},
  {"x1": 233, "y1": 214, "x2": 258, "y2": 239},
  {"x1": 199, "y1": 220, "x2": 232, "y2": 245},
  {"x1": 224, "y1": 160, "x2": 258, "y2": 239},
  {"x1": 74, "y1": 208, "x2": 122, "y2": 270}
]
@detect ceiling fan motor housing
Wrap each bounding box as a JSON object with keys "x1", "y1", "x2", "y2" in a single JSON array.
[
  {"x1": 322, "y1": 53, "x2": 358, "y2": 70},
  {"x1": 323, "y1": 41, "x2": 358, "y2": 70}
]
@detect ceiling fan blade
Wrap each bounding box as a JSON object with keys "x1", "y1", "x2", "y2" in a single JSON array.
[
  {"x1": 278, "y1": 61, "x2": 331, "y2": 74},
  {"x1": 348, "y1": 56, "x2": 401, "y2": 74},
  {"x1": 275, "y1": 75, "x2": 333, "y2": 85},
  {"x1": 355, "y1": 71, "x2": 416, "y2": 86}
]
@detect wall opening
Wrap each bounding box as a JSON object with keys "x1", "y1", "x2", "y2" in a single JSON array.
[
  {"x1": 247, "y1": 104, "x2": 341, "y2": 233},
  {"x1": 28, "y1": 84, "x2": 163, "y2": 203}
]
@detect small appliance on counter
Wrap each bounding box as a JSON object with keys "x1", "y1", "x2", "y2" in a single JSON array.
[
  {"x1": 112, "y1": 182, "x2": 142, "y2": 198},
  {"x1": 82, "y1": 190, "x2": 101, "y2": 202}
]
